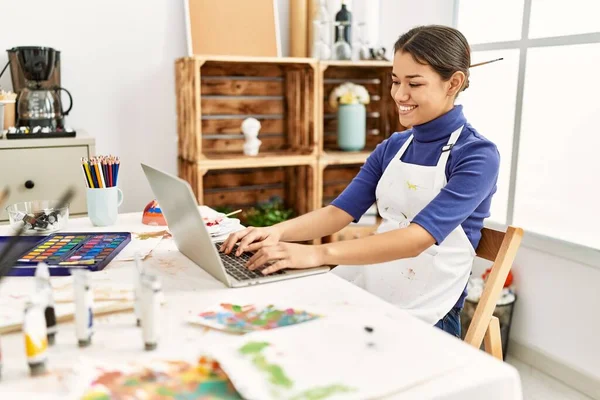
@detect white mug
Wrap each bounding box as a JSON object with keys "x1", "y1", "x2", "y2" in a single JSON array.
[{"x1": 86, "y1": 187, "x2": 124, "y2": 226}]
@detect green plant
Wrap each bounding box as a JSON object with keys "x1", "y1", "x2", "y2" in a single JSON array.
[{"x1": 243, "y1": 197, "x2": 294, "y2": 227}]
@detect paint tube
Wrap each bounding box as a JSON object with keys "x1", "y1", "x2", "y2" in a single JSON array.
[
  {"x1": 35, "y1": 262, "x2": 57, "y2": 345},
  {"x1": 72, "y1": 270, "x2": 93, "y2": 347},
  {"x1": 134, "y1": 253, "x2": 144, "y2": 327},
  {"x1": 23, "y1": 293, "x2": 48, "y2": 376},
  {"x1": 141, "y1": 274, "x2": 161, "y2": 351}
]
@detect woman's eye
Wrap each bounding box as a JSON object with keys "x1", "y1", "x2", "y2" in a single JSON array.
[
  {"x1": 409, "y1": 83, "x2": 422, "y2": 87},
  {"x1": 392, "y1": 81, "x2": 400, "y2": 85}
]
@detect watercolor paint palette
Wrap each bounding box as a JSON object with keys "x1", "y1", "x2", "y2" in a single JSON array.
[{"x1": 1, "y1": 232, "x2": 131, "y2": 276}]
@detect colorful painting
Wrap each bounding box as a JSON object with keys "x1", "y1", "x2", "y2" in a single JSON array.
[
  {"x1": 227, "y1": 340, "x2": 354, "y2": 400},
  {"x1": 187, "y1": 304, "x2": 320, "y2": 334},
  {"x1": 81, "y1": 356, "x2": 242, "y2": 400},
  {"x1": 210, "y1": 314, "x2": 471, "y2": 400}
]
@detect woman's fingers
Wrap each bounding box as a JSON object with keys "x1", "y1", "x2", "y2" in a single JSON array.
[
  {"x1": 236, "y1": 229, "x2": 264, "y2": 255},
  {"x1": 246, "y1": 248, "x2": 286, "y2": 270},
  {"x1": 221, "y1": 229, "x2": 251, "y2": 254},
  {"x1": 261, "y1": 260, "x2": 288, "y2": 275},
  {"x1": 244, "y1": 240, "x2": 269, "y2": 253}
]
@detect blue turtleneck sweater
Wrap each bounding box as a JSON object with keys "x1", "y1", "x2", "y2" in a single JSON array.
[{"x1": 331, "y1": 105, "x2": 500, "y2": 309}]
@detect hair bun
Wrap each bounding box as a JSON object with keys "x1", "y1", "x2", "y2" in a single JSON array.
[{"x1": 463, "y1": 79, "x2": 470, "y2": 91}]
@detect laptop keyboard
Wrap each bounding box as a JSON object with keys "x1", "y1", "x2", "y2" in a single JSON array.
[{"x1": 214, "y1": 243, "x2": 285, "y2": 281}]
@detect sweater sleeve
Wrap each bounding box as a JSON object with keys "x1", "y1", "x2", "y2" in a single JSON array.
[
  {"x1": 330, "y1": 140, "x2": 389, "y2": 222},
  {"x1": 411, "y1": 139, "x2": 500, "y2": 244}
]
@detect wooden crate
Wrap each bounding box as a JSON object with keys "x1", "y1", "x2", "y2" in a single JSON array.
[
  {"x1": 322, "y1": 224, "x2": 380, "y2": 243},
  {"x1": 317, "y1": 156, "x2": 383, "y2": 243},
  {"x1": 176, "y1": 56, "x2": 319, "y2": 163},
  {"x1": 319, "y1": 163, "x2": 362, "y2": 208},
  {"x1": 179, "y1": 160, "x2": 318, "y2": 221},
  {"x1": 320, "y1": 61, "x2": 404, "y2": 155}
]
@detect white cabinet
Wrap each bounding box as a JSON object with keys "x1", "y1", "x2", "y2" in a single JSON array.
[{"x1": 0, "y1": 132, "x2": 95, "y2": 222}]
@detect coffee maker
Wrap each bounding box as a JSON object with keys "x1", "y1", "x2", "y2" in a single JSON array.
[{"x1": 7, "y1": 46, "x2": 75, "y2": 136}]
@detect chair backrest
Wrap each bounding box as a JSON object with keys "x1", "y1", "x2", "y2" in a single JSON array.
[{"x1": 464, "y1": 226, "x2": 524, "y2": 350}]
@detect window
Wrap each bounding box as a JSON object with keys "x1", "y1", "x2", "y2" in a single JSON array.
[
  {"x1": 515, "y1": 43, "x2": 600, "y2": 249},
  {"x1": 456, "y1": 49, "x2": 520, "y2": 224},
  {"x1": 457, "y1": 0, "x2": 600, "y2": 254},
  {"x1": 529, "y1": 0, "x2": 600, "y2": 39},
  {"x1": 457, "y1": 0, "x2": 524, "y2": 44}
]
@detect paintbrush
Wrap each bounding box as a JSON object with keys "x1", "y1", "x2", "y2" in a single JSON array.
[
  {"x1": 0, "y1": 186, "x2": 9, "y2": 209},
  {"x1": 134, "y1": 251, "x2": 144, "y2": 273},
  {"x1": 470, "y1": 57, "x2": 503, "y2": 68},
  {"x1": 0, "y1": 187, "x2": 76, "y2": 283},
  {"x1": 224, "y1": 209, "x2": 242, "y2": 218}
]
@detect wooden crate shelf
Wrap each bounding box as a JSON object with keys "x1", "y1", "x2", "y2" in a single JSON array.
[
  {"x1": 319, "y1": 151, "x2": 370, "y2": 166},
  {"x1": 318, "y1": 163, "x2": 363, "y2": 209},
  {"x1": 319, "y1": 61, "x2": 404, "y2": 154},
  {"x1": 175, "y1": 57, "x2": 405, "y2": 238},
  {"x1": 176, "y1": 56, "x2": 319, "y2": 162},
  {"x1": 179, "y1": 161, "x2": 318, "y2": 222},
  {"x1": 322, "y1": 223, "x2": 381, "y2": 243},
  {"x1": 195, "y1": 153, "x2": 316, "y2": 170}
]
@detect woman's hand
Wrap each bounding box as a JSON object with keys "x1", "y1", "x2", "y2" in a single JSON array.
[
  {"x1": 220, "y1": 226, "x2": 282, "y2": 256},
  {"x1": 246, "y1": 243, "x2": 324, "y2": 275}
]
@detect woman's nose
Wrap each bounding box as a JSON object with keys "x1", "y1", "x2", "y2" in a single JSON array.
[{"x1": 394, "y1": 85, "x2": 410, "y2": 103}]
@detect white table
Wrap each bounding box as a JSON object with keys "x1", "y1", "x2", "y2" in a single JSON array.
[{"x1": 0, "y1": 210, "x2": 522, "y2": 399}]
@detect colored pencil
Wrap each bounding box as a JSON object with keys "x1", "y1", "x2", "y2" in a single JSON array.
[
  {"x1": 109, "y1": 158, "x2": 114, "y2": 187},
  {"x1": 114, "y1": 160, "x2": 120, "y2": 186},
  {"x1": 95, "y1": 160, "x2": 105, "y2": 188},
  {"x1": 81, "y1": 159, "x2": 91, "y2": 188},
  {"x1": 90, "y1": 161, "x2": 99, "y2": 188},
  {"x1": 82, "y1": 156, "x2": 120, "y2": 189},
  {"x1": 84, "y1": 162, "x2": 93, "y2": 188}
]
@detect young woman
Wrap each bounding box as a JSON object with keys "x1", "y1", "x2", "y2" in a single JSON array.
[{"x1": 220, "y1": 25, "x2": 500, "y2": 338}]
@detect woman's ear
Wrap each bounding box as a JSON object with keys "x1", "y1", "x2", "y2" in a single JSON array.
[{"x1": 447, "y1": 71, "x2": 466, "y2": 97}]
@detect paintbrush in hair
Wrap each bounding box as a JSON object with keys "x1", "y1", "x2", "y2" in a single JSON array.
[
  {"x1": 0, "y1": 187, "x2": 76, "y2": 283},
  {"x1": 470, "y1": 57, "x2": 503, "y2": 68}
]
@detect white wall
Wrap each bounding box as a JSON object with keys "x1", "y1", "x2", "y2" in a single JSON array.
[
  {"x1": 510, "y1": 249, "x2": 600, "y2": 378},
  {"x1": 0, "y1": 0, "x2": 188, "y2": 212},
  {"x1": 378, "y1": 0, "x2": 455, "y2": 59},
  {"x1": 0, "y1": 0, "x2": 291, "y2": 213}
]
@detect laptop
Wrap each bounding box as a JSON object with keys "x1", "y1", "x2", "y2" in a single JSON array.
[{"x1": 141, "y1": 163, "x2": 330, "y2": 287}]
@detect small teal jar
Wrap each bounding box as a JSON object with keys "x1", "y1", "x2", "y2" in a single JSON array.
[{"x1": 337, "y1": 103, "x2": 366, "y2": 151}]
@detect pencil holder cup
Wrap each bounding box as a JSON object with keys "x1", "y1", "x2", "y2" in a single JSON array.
[{"x1": 86, "y1": 187, "x2": 123, "y2": 226}]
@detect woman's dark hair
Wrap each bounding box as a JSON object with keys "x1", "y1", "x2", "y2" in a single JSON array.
[{"x1": 394, "y1": 25, "x2": 471, "y2": 92}]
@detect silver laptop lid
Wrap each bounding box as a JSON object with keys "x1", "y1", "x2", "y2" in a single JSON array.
[{"x1": 141, "y1": 163, "x2": 231, "y2": 286}]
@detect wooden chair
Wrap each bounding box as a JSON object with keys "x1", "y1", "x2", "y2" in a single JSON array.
[{"x1": 464, "y1": 226, "x2": 524, "y2": 360}]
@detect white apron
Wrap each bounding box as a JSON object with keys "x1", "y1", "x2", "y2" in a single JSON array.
[{"x1": 333, "y1": 126, "x2": 475, "y2": 325}]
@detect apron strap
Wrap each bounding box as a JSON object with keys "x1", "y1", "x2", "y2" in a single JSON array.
[
  {"x1": 396, "y1": 133, "x2": 414, "y2": 161},
  {"x1": 434, "y1": 125, "x2": 464, "y2": 190}
]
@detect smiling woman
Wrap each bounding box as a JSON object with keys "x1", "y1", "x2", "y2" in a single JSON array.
[
  {"x1": 391, "y1": 25, "x2": 470, "y2": 128},
  {"x1": 221, "y1": 25, "x2": 501, "y2": 340}
]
